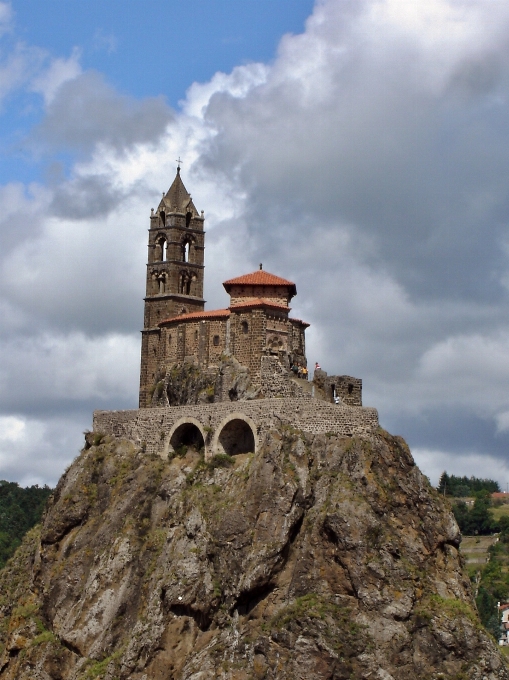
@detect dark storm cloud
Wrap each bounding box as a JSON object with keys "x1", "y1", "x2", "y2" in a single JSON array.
[
  {"x1": 31, "y1": 71, "x2": 174, "y2": 153},
  {"x1": 385, "y1": 407, "x2": 509, "y2": 459}
]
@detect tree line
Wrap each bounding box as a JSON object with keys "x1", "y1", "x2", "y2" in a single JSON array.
[
  {"x1": 438, "y1": 472, "x2": 500, "y2": 498},
  {"x1": 0, "y1": 480, "x2": 53, "y2": 569}
]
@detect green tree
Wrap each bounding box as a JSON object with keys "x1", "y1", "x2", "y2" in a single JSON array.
[{"x1": 0, "y1": 480, "x2": 53, "y2": 569}]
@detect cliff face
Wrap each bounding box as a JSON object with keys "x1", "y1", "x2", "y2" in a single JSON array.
[{"x1": 0, "y1": 427, "x2": 506, "y2": 680}]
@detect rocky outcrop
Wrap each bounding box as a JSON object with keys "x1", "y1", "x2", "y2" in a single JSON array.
[
  {"x1": 152, "y1": 356, "x2": 259, "y2": 407},
  {"x1": 0, "y1": 426, "x2": 506, "y2": 679}
]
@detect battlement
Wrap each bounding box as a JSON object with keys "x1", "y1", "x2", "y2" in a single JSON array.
[{"x1": 93, "y1": 397, "x2": 379, "y2": 460}]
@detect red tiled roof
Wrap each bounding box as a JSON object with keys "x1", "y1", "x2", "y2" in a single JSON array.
[
  {"x1": 159, "y1": 308, "x2": 230, "y2": 325},
  {"x1": 289, "y1": 316, "x2": 310, "y2": 328},
  {"x1": 230, "y1": 298, "x2": 290, "y2": 312},
  {"x1": 492, "y1": 492, "x2": 509, "y2": 498},
  {"x1": 223, "y1": 270, "x2": 296, "y2": 295}
]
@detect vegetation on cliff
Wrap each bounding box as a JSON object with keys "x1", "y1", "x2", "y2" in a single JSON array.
[
  {"x1": 0, "y1": 428, "x2": 506, "y2": 679},
  {"x1": 0, "y1": 480, "x2": 53, "y2": 569}
]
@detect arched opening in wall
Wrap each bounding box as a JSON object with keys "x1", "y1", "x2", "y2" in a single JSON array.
[
  {"x1": 182, "y1": 240, "x2": 191, "y2": 262},
  {"x1": 213, "y1": 335, "x2": 220, "y2": 346},
  {"x1": 160, "y1": 211, "x2": 166, "y2": 227},
  {"x1": 217, "y1": 419, "x2": 255, "y2": 456},
  {"x1": 241, "y1": 321, "x2": 249, "y2": 334},
  {"x1": 157, "y1": 238, "x2": 166, "y2": 261},
  {"x1": 348, "y1": 383, "x2": 354, "y2": 394},
  {"x1": 170, "y1": 422, "x2": 204, "y2": 453},
  {"x1": 186, "y1": 212, "x2": 192, "y2": 228}
]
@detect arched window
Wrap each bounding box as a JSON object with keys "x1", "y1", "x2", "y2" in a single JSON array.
[
  {"x1": 186, "y1": 211, "x2": 192, "y2": 228},
  {"x1": 182, "y1": 240, "x2": 191, "y2": 262},
  {"x1": 213, "y1": 335, "x2": 220, "y2": 346},
  {"x1": 241, "y1": 321, "x2": 249, "y2": 334},
  {"x1": 159, "y1": 210, "x2": 166, "y2": 227},
  {"x1": 157, "y1": 237, "x2": 166, "y2": 261}
]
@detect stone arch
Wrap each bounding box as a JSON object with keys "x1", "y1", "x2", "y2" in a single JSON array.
[
  {"x1": 166, "y1": 417, "x2": 206, "y2": 457},
  {"x1": 211, "y1": 413, "x2": 257, "y2": 459}
]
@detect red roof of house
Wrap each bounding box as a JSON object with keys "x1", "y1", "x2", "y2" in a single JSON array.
[
  {"x1": 230, "y1": 298, "x2": 290, "y2": 312},
  {"x1": 159, "y1": 308, "x2": 230, "y2": 325},
  {"x1": 158, "y1": 300, "x2": 310, "y2": 328},
  {"x1": 492, "y1": 492, "x2": 509, "y2": 498},
  {"x1": 223, "y1": 270, "x2": 297, "y2": 296}
]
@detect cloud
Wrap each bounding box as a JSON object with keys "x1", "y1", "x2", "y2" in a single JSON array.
[
  {"x1": 31, "y1": 71, "x2": 174, "y2": 154},
  {"x1": 0, "y1": 414, "x2": 86, "y2": 486},
  {"x1": 413, "y1": 447, "x2": 509, "y2": 489},
  {"x1": 0, "y1": 2, "x2": 12, "y2": 38},
  {"x1": 92, "y1": 29, "x2": 118, "y2": 55},
  {"x1": 30, "y1": 47, "x2": 82, "y2": 105}
]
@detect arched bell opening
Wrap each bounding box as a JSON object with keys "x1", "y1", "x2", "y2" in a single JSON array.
[{"x1": 216, "y1": 417, "x2": 256, "y2": 457}]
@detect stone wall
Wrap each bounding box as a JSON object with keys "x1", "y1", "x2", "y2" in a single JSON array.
[
  {"x1": 93, "y1": 396, "x2": 379, "y2": 460},
  {"x1": 260, "y1": 356, "x2": 310, "y2": 399},
  {"x1": 313, "y1": 369, "x2": 362, "y2": 406}
]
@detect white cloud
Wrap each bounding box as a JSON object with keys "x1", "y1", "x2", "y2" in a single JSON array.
[
  {"x1": 30, "y1": 47, "x2": 82, "y2": 105},
  {"x1": 0, "y1": 2, "x2": 12, "y2": 37},
  {"x1": 0, "y1": 415, "x2": 85, "y2": 486}
]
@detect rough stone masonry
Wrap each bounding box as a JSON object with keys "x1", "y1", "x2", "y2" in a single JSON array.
[{"x1": 95, "y1": 168, "x2": 379, "y2": 459}]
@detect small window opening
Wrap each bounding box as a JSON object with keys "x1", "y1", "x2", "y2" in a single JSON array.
[
  {"x1": 168, "y1": 334, "x2": 172, "y2": 344},
  {"x1": 182, "y1": 240, "x2": 191, "y2": 262},
  {"x1": 158, "y1": 238, "x2": 166, "y2": 261},
  {"x1": 241, "y1": 321, "x2": 249, "y2": 334},
  {"x1": 348, "y1": 383, "x2": 354, "y2": 394},
  {"x1": 185, "y1": 278, "x2": 192, "y2": 295},
  {"x1": 213, "y1": 335, "x2": 220, "y2": 347},
  {"x1": 159, "y1": 211, "x2": 166, "y2": 226},
  {"x1": 194, "y1": 330, "x2": 198, "y2": 341},
  {"x1": 186, "y1": 212, "x2": 192, "y2": 228},
  {"x1": 153, "y1": 348, "x2": 157, "y2": 356}
]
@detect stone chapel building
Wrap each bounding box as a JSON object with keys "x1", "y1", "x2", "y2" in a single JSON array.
[
  {"x1": 94, "y1": 167, "x2": 378, "y2": 459},
  {"x1": 139, "y1": 167, "x2": 309, "y2": 409}
]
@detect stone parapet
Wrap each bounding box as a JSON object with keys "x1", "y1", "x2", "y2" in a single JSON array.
[{"x1": 93, "y1": 397, "x2": 379, "y2": 460}]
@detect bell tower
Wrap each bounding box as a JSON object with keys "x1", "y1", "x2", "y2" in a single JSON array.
[{"x1": 139, "y1": 166, "x2": 205, "y2": 407}]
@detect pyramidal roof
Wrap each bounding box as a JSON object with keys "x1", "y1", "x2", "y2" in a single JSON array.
[
  {"x1": 223, "y1": 269, "x2": 297, "y2": 297},
  {"x1": 158, "y1": 168, "x2": 198, "y2": 215}
]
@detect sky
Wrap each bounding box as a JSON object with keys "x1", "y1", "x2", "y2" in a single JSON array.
[{"x1": 1, "y1": 0, "x2": 509, "y2": 489}]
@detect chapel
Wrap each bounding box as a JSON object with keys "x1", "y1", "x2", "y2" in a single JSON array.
[{"x1": 139, "y1": 167, "x2": 360, "y2": 410}]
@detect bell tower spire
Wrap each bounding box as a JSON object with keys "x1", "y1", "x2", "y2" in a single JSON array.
[{"x1": 139, "y1": 167, "x2": 205, "y2": 407}]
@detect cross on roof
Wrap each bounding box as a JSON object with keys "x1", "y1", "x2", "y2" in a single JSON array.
[{"x1": 176, "y1": 156, "x2": 184, "y2": 170}]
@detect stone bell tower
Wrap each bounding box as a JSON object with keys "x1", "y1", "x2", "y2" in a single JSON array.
[{"x1": 139, "y1": 166, "x2": 205, "y2": 407}]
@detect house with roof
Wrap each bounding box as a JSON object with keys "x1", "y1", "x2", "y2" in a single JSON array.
[{"x1": 498, "y1": 603, "x2": 509, "y2": 645}]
